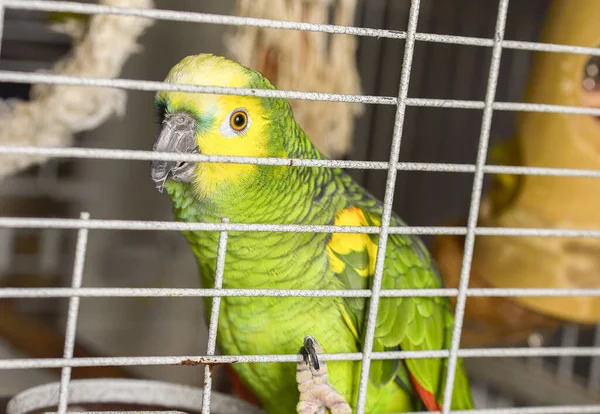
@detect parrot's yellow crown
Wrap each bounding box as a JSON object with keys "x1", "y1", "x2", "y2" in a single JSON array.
[{"x1": 163, "y1": 54, "x2": 252, "y2": 90}]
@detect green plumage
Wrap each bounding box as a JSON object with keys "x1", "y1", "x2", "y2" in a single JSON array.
[{"x1": 153, "y1": 54, "x2": 474, "y2": 413}]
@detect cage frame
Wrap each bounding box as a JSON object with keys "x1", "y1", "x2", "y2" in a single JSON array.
[{"x1": 1, "y1": 0, "x2": 600, "y2": 413}]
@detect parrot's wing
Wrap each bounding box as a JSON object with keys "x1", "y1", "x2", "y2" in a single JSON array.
[{"x1": 326, "y1": 205, "x2": 474, "y2": 410}]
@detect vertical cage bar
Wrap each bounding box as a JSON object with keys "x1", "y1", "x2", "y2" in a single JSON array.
[
  {"x1": 57, "y1": 212, "x2": 90, "y2": 414},
  {"x1": 355, "y1": 1, "x2": 421, "y2": 412},
  {"x1": 557, "y1": 324, "x2": 580, "y2": 381},
  {"x1": 0, "y1": 228, "x2": 12, "y2": 272},
  {"x1": 0, "y1": 2, "x2": 4, "y2": 59},
  {"x1": 441, "y1": 1, "x2": 509, "y2": 412},
  {"x1": 200, "y1": 218, "x2": 230, "y2": 414},
  {"x1": 527, "y1": 332, "x2": 545, "y2": 371},
  {"x1": 588, "y1": 323, "x2": 600, "y2": 390}
]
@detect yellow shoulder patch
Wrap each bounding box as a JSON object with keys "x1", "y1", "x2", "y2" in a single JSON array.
[{"x1": 326, "y1": 206, "x2": 379, "y2": 276}]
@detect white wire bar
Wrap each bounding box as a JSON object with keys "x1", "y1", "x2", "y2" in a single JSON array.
[
  {"x1": 447, "y1": 407, "x2": 600, "y2": 414},
  {"x1": 1, "y1": 0, "x2": 600, "y2": 57},
  {"x1": 4, "y1": 146, "x2": 600, "y2": 180},
  {"x1": 34, "y1": 407, "x2": 600, "y2": 414},
  {"x1": 431, "y1": 406, "x2": 600, "y2": 414},
  {"x1": 442, "y1": 1, "x2": 509, "y2": 412},
  {"x1": 56, "y1": 213, "x2": 90, "y2": 414},
  {"x1": 501, "y1": 39, "x2": 600, "y2": 56},
  {"x1": 200, "y1": 219, "x2": 229, "y2": 414},
  {"x1": 3, "y1": 286, "x2": 600, "y2": 299},
  {"x1": 355, "y1": 0, "x2": 420, "y2": 411},
  {"x1": 4, "y1": 216, "x2": 600, "y2": 238},
  {"x1": 0, "y1": 3, "x2": 5, "y2": 58},
  {"x1": 1, "y1": 70, "x2": 600, "y2": 118},
  {"x1": 556, "y1": 324, "x2": 580, "y2": 382},
  {"x1": 32, "y1": 407, "x2": 600, "y2": 414},
  {"x1": 589, "y1": 324, "x2": 600, "y2": 390},
  {"x1": 399, "y1": 405, "x2": 600, "y2": 414},
  {"x1": 0, "y1": 70, "x2": 396, "y2": 105},
  {"x1": 4, "y1": 346, "x2": 600, "y2": 370},
  {"x1": 0, "y1": 0, "x2": 406, "y2": 40}
]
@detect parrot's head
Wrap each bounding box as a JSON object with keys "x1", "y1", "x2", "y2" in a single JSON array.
[{"x1": 150, "y1": 53, "x2": 306, "y2": 203}]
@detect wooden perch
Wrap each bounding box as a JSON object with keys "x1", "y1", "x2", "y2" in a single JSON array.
[
  {"x1": 430, "y1": 227, "x2": 563, "y2": 348},
  {"x1": 0, "y1": 298, "x2": 138, "y2": 379}
]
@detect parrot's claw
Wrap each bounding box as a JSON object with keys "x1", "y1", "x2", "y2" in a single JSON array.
[
  {"x1": 296, "y1": 335, "x2": 352, "y2": 414},
  {"x1": 301, "y1": 334, "x2": 321, "y2": 371}
]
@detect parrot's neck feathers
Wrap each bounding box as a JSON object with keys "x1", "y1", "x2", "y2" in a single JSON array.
[
  {"x1": 286, "y1": 121, "x2": 328, "y2": 161},
  {"x1": 168, "y1": 119, "x2": 337, "y2": 222}
]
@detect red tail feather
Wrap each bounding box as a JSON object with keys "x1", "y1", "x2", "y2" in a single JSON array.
[
  {"x1": 408, "y1": 370, "x2": 441, "y2": 411},
  {"x1": 226, "y1": 365, "x2": 260, "y2": 407}
]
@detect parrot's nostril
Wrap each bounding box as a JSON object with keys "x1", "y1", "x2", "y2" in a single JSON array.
[{"x1": 150, "y1": 111, "x2": 198, "y2": 192}]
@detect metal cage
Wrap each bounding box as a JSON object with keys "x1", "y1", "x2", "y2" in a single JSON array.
[{"x1": 1, "y1": 0, "x2": 600, "y2": 413}]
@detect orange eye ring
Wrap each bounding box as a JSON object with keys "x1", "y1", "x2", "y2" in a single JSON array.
[{"x1": 230, "y1": 111, "x2": 248, "y2": 131}]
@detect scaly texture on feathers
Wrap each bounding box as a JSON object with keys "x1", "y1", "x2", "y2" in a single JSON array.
[{"x1": 155, "y1": 54, "x2": 474, "y2": 413}]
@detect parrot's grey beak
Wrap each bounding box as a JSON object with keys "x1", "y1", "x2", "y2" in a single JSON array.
[{"x1": 150, "y1": 111, "x2": 198, "y2": 193}]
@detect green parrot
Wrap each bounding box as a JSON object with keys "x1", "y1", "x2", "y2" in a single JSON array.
[{"x1": 150, "y1": 54, "x2": 474, "y2": 413}]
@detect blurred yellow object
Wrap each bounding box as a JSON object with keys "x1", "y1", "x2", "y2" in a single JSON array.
[
  {"x1": 486, "y1": 136, "x2": 523, "y2": 217},
  {"x1": 48, "y1": 11, "x2": 88, "y2": 23},
  {"x1": 431, "y1": 229, "x2": 562, "y2": 348},
  {"x1": 474, "y1": 0, "x2": 600, "y2": 323}
]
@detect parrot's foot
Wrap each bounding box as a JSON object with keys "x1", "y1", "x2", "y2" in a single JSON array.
[{"x1": 296, "y1": 335, "x2": 352, "y2": 414}]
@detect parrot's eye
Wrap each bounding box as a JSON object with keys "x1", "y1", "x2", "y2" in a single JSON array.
[
  {"x1": 220, "y1": 108, "x2": 251, "y2": 138},
  {"x1": 230, "y1": 111, "x2": 248, "y2": 131}
]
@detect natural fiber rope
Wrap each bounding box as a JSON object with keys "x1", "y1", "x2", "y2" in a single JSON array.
[
  {"x1": 224, "y1": 0, "x2": 364, "y2": 158},
  {"x1": 0, "y1": 0, "x2": 154, "y2": 179}
]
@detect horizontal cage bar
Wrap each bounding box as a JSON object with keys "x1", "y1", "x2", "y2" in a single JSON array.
[
  {"x1": 0, "y1": 217, "x2": 600, "y2": 239},
  {"x1": 2, "y1": 346, "x2": 600, "y2": 371},
  {"x1": 1, "y1": 71, "x2": 600, "y2": 117},
  {"x1": 2, "y1": 146, "x2": 600, "y2": 179},
  {"x1": 0, "y1": 1, "x2": 599, "y2": 56},
  {"x1": 32, "y1": 407, "x2": 600, "y2": 414},
  {"x1": 2, "y1": 287, "x2": 600, "y2": 299}
]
